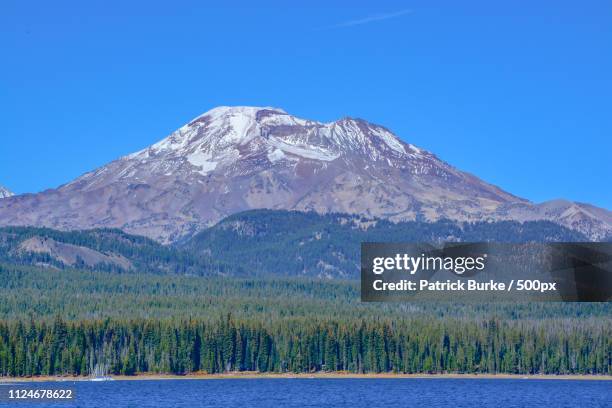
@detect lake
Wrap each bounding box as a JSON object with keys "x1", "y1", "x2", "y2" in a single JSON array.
[{"x1": 0, "y1": 378, "x2": 610, "y2": 407}]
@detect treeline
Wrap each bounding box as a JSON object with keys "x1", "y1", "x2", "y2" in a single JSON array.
[{"x1": 0, "y1": 316, "x2": 609, "y2": 377}]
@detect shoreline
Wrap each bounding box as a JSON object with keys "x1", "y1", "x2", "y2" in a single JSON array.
[{"x1": 2, "y1": 372, "x2": 611, "y2": 382}]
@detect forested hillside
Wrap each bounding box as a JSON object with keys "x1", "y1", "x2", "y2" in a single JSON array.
[
  {"x1": 0, "y1": 210, "x2": 588, "y2": 278},
  {"x1": 0, "y1": 226, "x2": 233, "y2": 275},
  {"x1": 2, "y1": 263, "x2": 609, "y2": 322},
  {"x1": 184, "y1": 210, "x2": 588, "y2": 278}
]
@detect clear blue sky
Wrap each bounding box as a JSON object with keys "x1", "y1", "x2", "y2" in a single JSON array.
[{"x1": 2, "y1": 1, "x2": 611, "y2": 208}]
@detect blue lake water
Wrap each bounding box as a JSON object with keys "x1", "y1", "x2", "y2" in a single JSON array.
[{"x1": 0, "y1": 378, "x2": 610, "y2": 408}]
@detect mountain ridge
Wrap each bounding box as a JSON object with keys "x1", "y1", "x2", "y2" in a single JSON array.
[
  {"x1": 184, "y1": 209, "x2": 589, "y2": 278},
  {"x1": 0, "y1": 106, "x2": 609, "y2": 242},
  {"x1": 0, "y1": 210, "x2": 588, "y2": 278}
]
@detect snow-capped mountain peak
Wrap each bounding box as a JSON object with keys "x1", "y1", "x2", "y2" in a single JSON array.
[
  {"x1": 0, "y1": 185, "x2": 13, "y2": 199},
  {"x1": 126, "y1": 106, "x2": 430, "y2": 179},
  {"x1": 0, "y1": 106, "x2": 609, "y2": 243}
]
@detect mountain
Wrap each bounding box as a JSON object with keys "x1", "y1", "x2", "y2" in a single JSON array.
[
  {"x1": 499, "y1": 199, "x2": 612, "y2": 242},
  {"x1": 183, "y1": 209, "x2": 588, "y2": 278},
  {"x1": 0, "y1": 226, "x2": 231, "y2": 275},
  {"x1": 0, "y1": 210, "x2": 587, "y2": 279},
  {"x1": 0, "y1": 185, "x2": 13, "y2": 199},
  {"x1": 0, "y1": 106, "x2": 609, "y2": 242}
]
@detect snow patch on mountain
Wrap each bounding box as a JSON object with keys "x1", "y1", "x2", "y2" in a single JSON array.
[
  {"x1": 187, "y1": 151, "x2": 218, "y2": 174},
  {"x1": 0, "y1": 185, "x2": 13, "y2": 199},
  {"x1": 371, "y1": 127, "x2": 406, "y2": 154},
  {"x1": 267, "y1": 148, "x2": 286, "y2": 163},
  {"x1": 268, "y1": 137, "x2": 340, "y2": 161}
]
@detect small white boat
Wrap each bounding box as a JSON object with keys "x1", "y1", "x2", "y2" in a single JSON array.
[{"x1": 89, "y1": 376, "x2": 114, "y2": 382}]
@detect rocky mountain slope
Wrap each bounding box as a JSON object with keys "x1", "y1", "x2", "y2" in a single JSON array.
[{"x1": 0, "y1": 106, "x2": 609, "y2": 242}]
